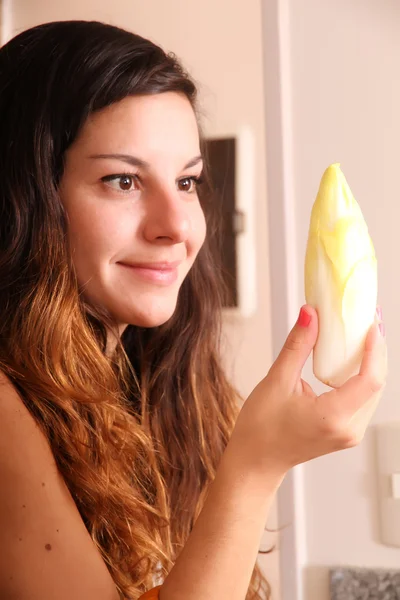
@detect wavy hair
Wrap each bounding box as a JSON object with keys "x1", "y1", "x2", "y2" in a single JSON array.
[{"x1": 0, "y1": 21, "x2": 271, "y2": 599}]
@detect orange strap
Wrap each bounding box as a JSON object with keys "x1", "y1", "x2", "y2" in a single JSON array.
[{"x1": 139, "y1": 585, "x2": 162, "y2": 599}]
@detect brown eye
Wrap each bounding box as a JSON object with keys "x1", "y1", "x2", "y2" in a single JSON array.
[
  {"x1": 177, "y1": 177, "x2": 199, "y2": 193},
  {"x1": 102, "y1": 174, "x2": 139, "y2": 193},
  {"x1": 119, "y1": 175, "x2": 134, "y2": 191}
]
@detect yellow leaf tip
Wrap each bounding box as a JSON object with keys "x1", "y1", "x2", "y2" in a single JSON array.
[{"x1": 323, "y1": 163, "x2": 342, "y2": 176}]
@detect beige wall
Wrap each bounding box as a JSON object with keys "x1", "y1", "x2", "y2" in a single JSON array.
[
  {"x1": 8, "y1": 1, "x2": 279, "y2": 597},
  {"x1": 282, "y1": 0, "x2": 400, "y2": 598}
]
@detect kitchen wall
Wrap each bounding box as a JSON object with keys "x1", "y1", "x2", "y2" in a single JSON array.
[{"x1": 279, "y1": 0, "x2": 400, "y2": 598}]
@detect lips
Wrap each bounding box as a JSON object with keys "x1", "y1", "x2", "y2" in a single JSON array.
[
  {"x1": 117, "y1": 261, "x2": 181, "y2": 285},
  {"x1": 118, "y1": 260, "x2": 182, "y2": 270}
]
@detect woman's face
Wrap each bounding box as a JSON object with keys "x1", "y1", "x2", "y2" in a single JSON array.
[{"x1": 59, "y1": 92, "x2": 206, "y2": 332}]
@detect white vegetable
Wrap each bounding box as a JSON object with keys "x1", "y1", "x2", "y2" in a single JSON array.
[{"x1": 304, "y1": 163, "x2": 377, "y2": 387}]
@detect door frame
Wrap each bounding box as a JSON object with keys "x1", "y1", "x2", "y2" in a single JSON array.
[
  {"x1": 1, "y1": 0, "x2": 12, "y2": 44},
  {"x1": 261, "y1": 2, "x2": 306, "y2": 599}
]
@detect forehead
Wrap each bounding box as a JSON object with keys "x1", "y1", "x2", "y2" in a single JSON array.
[{"x1": 73, "y1": 92, "x2": 200, "y2": 160}]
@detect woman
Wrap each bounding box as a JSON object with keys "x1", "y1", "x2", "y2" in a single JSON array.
[{"x1": 0, "y1": 20, "x2": 387, "y2": 600}]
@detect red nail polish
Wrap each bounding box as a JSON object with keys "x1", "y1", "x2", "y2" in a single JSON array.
[{"x1": 297, "y1": 306, "x2": 312, "y2": 328}]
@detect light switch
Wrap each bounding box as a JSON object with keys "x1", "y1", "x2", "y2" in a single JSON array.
[{"x1": 376, "y1": 423, "x2": 400, "y2": 547}]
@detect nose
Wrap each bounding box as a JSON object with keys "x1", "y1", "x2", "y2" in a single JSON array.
[{"x1": 142, "y1": 187, "x2": 190, "y2": 243}]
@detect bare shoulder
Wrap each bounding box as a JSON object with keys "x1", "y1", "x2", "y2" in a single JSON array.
[
  {"x1": 0, "y1": 370, "x2": 48, "y2": 445},
  {"x1": 0, "y1": 370, "x2": 119, "y2": 600}
]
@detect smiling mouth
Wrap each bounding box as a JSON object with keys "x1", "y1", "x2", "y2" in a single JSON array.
[{"x1": 117, "y1": 262, "x2": 179, "y2": 285}]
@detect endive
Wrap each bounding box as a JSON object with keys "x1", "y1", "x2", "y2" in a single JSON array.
[{"x1": 305, "y1": 163, "x2": 377, "y2": 387}]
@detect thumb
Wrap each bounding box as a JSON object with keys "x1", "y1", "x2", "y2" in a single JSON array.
[
  {"x1": 358, "y1": 313, "x2": 387, "y2": 387},
  {"x1": 269, "y1": 305, "x2": 318, "y2": 389}
]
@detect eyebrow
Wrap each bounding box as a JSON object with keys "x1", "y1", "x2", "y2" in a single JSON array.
[{"x1": 89, "y1": 153, "x2": 203, "y2": 170}]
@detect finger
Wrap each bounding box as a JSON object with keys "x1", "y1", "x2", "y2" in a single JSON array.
[
  {"x1": 268, "y1": 305, "x2": 318, "y2": 390},
  {"x1": 323, "y1": 321, "x2": 387, "y2": 415},
  {"x1": 359, "y1": 319, "x2": 387, "y2": 382}
]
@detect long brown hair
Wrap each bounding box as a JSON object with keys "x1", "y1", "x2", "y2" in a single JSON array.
[{"x1": 0, "y1": 21, "x2": 271, "y2": 599}]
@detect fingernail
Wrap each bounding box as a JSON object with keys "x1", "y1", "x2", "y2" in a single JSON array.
[
  {"x1": 379, "y1": 321, "x2": 386, "y2": 337},
  {"x1": 297, "y1": 306, "x2": 312, "y2": 328},
  {"x1": 376, "y1": 306, "x2": 383, "y2": 321}
]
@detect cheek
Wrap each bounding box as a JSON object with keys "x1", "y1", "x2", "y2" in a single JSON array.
[
  {"x1": 66, "y1": 200, "x2": 136, "y2": 264},
  {"x1": 190, "y1": 205, "x2": 207, "y2": 255}
]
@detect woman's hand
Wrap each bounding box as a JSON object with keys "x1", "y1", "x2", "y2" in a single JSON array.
[{"x1": 230, "y1": 305, "x2": 387, "y2": 476}]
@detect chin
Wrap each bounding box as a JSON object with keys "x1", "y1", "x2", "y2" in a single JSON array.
[
  {"x1": 130, "y1": 314, "x2": 173, "y2": 328},
  {"x1": 121, "y1": 304, "x2": 177, "y2": 329}
]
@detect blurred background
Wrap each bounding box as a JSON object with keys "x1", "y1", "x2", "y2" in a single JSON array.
[{"x1": 2, "y1": 1, "x2": 400, "y2": 599}]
